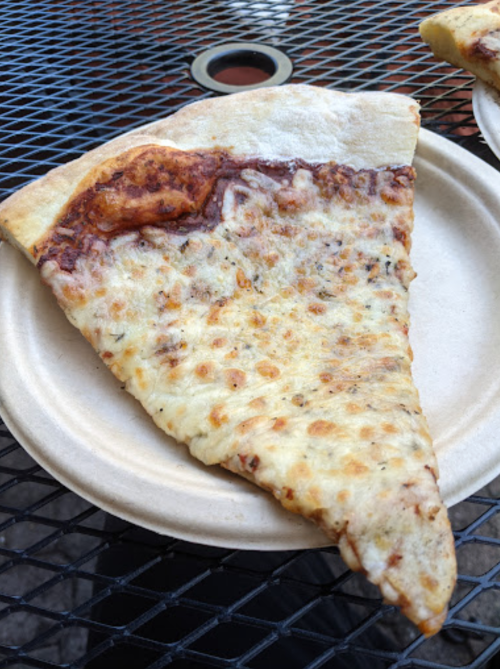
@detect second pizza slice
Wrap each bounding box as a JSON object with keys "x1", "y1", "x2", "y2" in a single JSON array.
[{"x1": 420, "y1": 0, "x2": 500, "y2": 91}]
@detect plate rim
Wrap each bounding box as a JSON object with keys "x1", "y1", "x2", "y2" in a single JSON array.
[{"x1": 472, "y1": 78, "x2": 500, "y2": 161}]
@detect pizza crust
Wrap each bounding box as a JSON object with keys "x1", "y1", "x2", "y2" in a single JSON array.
[
  {"x1": 129, "y1": 85, "x2": 420, "y2": 166},
  {"x1": 0, "y1": 85, "x2": 419, "y2": 258}
]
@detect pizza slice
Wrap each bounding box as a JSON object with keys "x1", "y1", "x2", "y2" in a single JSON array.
[
  {"x1": 420, "y1": 0, "x2": 500, "y2": 90},
  {"x1": 0, "y1": 84, "x2": 456, "y2": 635}
]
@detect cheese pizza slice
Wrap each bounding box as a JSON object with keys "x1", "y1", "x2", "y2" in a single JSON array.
[
  {"x1": 0, "y1": 85, "x2": 456, "y2": 635},
  {"x1": 420, "y1": 0, "x2": 500, "y2": 90}
]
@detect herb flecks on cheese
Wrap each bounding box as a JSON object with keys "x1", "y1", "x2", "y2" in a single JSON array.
[
  {"x1": 0, "y1": 85, "x2": 456, "y2": 637},
  {"x1": 38, "y1": 147, "x2": 454, "y2": 636}
]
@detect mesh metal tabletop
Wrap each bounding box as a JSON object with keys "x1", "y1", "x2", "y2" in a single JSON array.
[{"x1": 1, "y1": 1, "x2": 500, "y2": 667}]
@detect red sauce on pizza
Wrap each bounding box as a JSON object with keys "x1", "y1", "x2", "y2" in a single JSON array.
[{"x1": 37, "y1": 146, "x2": 415, "y2": 272}]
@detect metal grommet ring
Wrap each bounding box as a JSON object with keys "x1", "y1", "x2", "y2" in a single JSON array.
[{"x1": 191, "y1": 43, "x2": 293, "y2": 95}]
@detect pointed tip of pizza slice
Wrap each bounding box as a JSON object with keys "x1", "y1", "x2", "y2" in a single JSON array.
[
  {"x1": 223, "y1": 434, "x2": 456, "y2": 637},
  {"x1": 0, "y1": 84, "x2": 455, "y2": 635},
  {"x1": 420, "y1": 0, "x2": 500, "y2": 91},
  {"x1": 338, "y1": 486, "x2": 456, "y2": 636}
]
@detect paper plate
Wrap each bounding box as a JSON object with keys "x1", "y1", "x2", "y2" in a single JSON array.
[
  {"x1": 473, "y1": 79, "x2": 500, "y2": 160},
  {"x1": 2, "y1": 127, "x2": 500, "y2": 550}
]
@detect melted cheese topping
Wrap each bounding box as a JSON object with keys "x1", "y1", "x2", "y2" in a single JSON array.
[{"x1": 39, "y1": 155, "x2": 455, "y2": 635}]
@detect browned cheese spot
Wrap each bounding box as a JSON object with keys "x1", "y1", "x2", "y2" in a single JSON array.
[
  {"x1": 225, "y1": 368, "x2": 246, "y2": 390},
  {"x1": 264, "y1": 252, "x2": 280, "y2": 267},
  {"x1": 155, "y1": 336, "x2": 187, "y2": 368},
  {"x1": 308, "y1": 420, "x2": 337, "y2": 437},
  {"x1": 378, "y1": 357, "x2": 400, "y2": 372},
  {"x1": 344, "y1": 458, "x2": 369, "y2": 476},
  {"x1": 383, "y1": 422, "x2": 399, "y2": 434},
  {"x1": 168, "y1": 366, "x2": 183, "y2": 382},
  {"x1": 61, "y1": 283, "x2": 87, "y2": 308},
  {"x1": 319, "y1": 372, "x2": 333, "y2": 383},
  {"x1": 248, "y1": 396, "x2": 266, "y2": 410},
  {"x1": 156, "y1": 283, "x2": 182, "y2": 311},
  {"x1": 297, "y1": 277, "x2": 316, "y2": 294},
  {"x1": 212, "y1": 337, "x2": 227, "y2": 348},
  {"x1": 376, "y1": 289, "x2": 394, "y2": 300},
  {"x1": 275, "y1": 187, "x2": 309, "y2": 212},
  {"x1": 236, "y1": 224, "x2": 258, "y2": 239},
  {"x1": 390, "y1": 457, "x2": 405, "y2": 469},
  {"x1": 274, "y1": 223, "x2": 299, "y2": 238},
  {"x1": 236, "y1": 415, "x2": 267, "y2": 435},
  {"x1": 110, "y1": 300, "x2": 125, "y2": 318},
  {"x1": 308, "y1": 303, "x2": 326, "y2": 315},
  {"x1": 292, "y1": 393, "x2": 307, "y2": 407},
  {"x1": 236, "y1": 268, "x2": 252, "y2": 290},
  {"x1": 360, "y1": 426, "x2": 375, "y2": 440},
  {"x1": 209, "y1": 404, "x2": 229, "y2": 428},
  {"x1": 134, "y1": 367, "x2": 147, "y2": 391},
  {"x1": 256, "y1": 360, "x2": 281, "y2": 379},
  {"x1": 289, "y1": 461, "x2": 313, "y2": 481},
  {"x1": 195, "y1": 361, "x2": 215, "y2": 381},
  {"x1": 207, "y1": 304, "x2": 224, "y2": 325},
  {"x1": 272, "y1": 417, "x2": 288, "y2": 432},
  {"x1": 337, "y1": 489, "x2": 351, "y2": 503},
  {"x1": 392, "y1": 225, "x2": 410, "y2": 251},
  {"x1": 358, "y1": 334, "x2": 377, "y2": 348},
  {"x1": 250, "y1": 311, "x2": 267, "y2": 328},
  {"x1": 420, "y1": 574, "x2": 439, "y2": 592}
]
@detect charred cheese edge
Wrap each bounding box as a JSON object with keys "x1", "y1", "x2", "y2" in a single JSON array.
[
  {"x1": 420, "y1": 0, "x2": 500, "y2": 90},
  {"x1": 0, "y1": 85, "x2": 456, "y2": 636}
]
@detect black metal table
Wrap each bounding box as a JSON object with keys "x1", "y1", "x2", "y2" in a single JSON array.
[{"x1": 1, "y1": 1, "x2": 500, "y2": 667}]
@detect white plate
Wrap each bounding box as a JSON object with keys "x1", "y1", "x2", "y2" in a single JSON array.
[
  {"x1": 2, "y1": 127, "x2": 500, "y2": 550},
  {"x1": 473, "y1": 79, "x2": 500, "y2": 160}
]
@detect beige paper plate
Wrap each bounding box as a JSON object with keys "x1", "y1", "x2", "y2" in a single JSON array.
[
  {"x1": 1, "y1": 128, "x2": 500, "y2": 550},
  {"x1": 473, "y1": 79, "x2": 500, "y2": 160}
]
